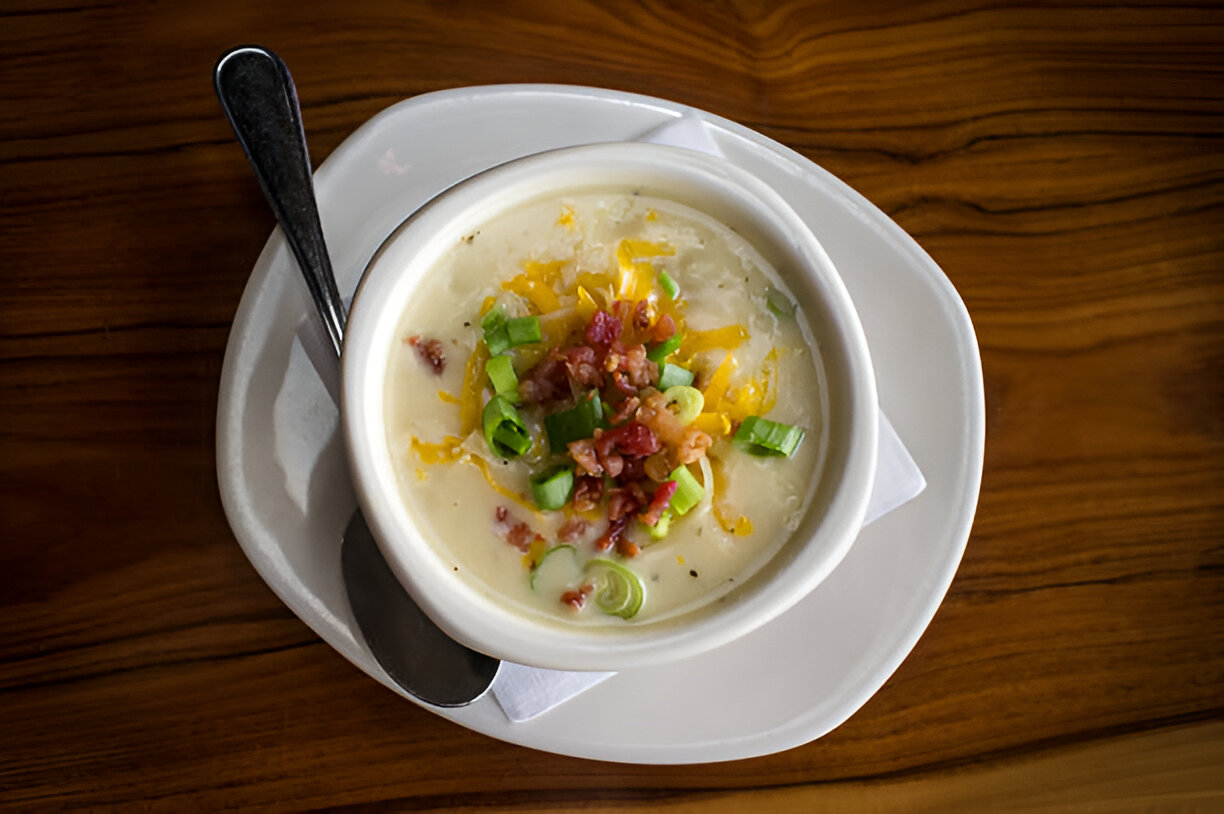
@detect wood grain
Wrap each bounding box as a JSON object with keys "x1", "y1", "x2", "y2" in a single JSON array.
[{"x1": 2, "y1": 0, "x2": 1222, "y2": 809}]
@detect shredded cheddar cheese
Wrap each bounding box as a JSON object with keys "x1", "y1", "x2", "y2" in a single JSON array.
[
  {"x1": 411, "y1": 435, "x2": 536, "y2": 512},
  {"x1": 701, "y1": 351, "x2": 737, "y2": 409},
  {"x1": 680, "y1": 325, "x2": 749, "y2": 360},
  {"x1": 616, "y1": 239, "x2": 673, "y2": 300},
  {"x1": 709, "y1": 456, "x2": 753, "y2": 537},
  {"x1": 522, "y1": 536, "x2": 548, "y2": 569},
  {"x1": 693, "y1": 411, "x2": 732, "y2": 437},
  {"x1": 458, "y1": 344, "x2": 489, "y2": 435}
]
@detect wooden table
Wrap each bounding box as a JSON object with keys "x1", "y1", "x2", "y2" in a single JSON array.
[{"x1": 3, "y1": 1, "x2": 1221, "y2": 809}]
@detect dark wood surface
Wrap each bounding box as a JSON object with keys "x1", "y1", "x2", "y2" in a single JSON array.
[{"x1": 2, "y1": 0, "x2": 1222, "y2": 809}]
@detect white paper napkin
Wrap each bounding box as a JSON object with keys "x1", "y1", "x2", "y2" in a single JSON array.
[{"x1": 489, "y1": 115, "x2": 926, "y2": 722}]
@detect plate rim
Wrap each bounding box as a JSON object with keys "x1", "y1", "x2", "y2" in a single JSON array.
[{"x1": 216, "y1": 82, "x2": 985, "y2": 764}]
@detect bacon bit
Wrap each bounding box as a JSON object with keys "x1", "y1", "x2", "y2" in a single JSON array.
[
  {"x1": 675, "y1": 426, "x2": 714, "y2": 465},
  {"x1": 617, "y1": 455, "x2": 646, "y2": 483},
  {"x1": 406, "y1": 335, "x2": 446, "y2": 374},
  {"x1": 636, "y1": 388, "x2": 687, "y2": 446},
  {"x1": 640, "y1": 480, "x2": 678, "y2": 527},
  {"x1": 616, "y1": 538, "x2": 640, "y2": 558},
  {"x1": 572, "y1": 475, "x2": 604, "y2": 511},
  {"x1": 594, "y1": 516, "x2": 630, "y2": 551},
  {"x1": 610, "y1": 370, "x2": 637, "y2": 396},
  {"x1": 585, "y1": 310, "x2": 622, "y2": 347},
  {"x1": 602, "y1": 450, "x2": 625, "y2": 479},
  {"x1": 509, "y1": 526, "x2": 542, "y2": 553},
  {"x1": 608, "y1": 483, "x2": 648, "y2": 522},
  {"x1": 595, "y1": 422, "x2": 661, "y2": 460},
  {"x1": 569, "y1": 439, "x2": 602, "y2": 477},
  {"x1": 650, "y1": 313, "x2": 677, "y2": 343},
  {"x1": 558, "y1": 517, "x2": 591, "y2": 542},
  {"x1": 608, "y1": 395, "x2": 640, "y2": 425},
  {"x1": 605, "y1": 344, "x2": 656, "y2": 390},
  {"x1": 561, "y1": 583, "x2": 594, "y2": 609},
  {"x1": 594, "y1": 483, "x2": 648, "y2": 552},
  {"x1": 493, "y1": 505, "x2": 542, "y2": 552},
  {"x1": 610, "y1": 300, "x2": 632, "y2": 322},
  {"x1": 633, "y1": 299, "x2": 653, "y2": 331},
  {"x1": 519, "y1": 353, "x2": 569, "y2": 404},
  {"x1": 560, "y1": 345, "x2": 602, "y2": 388}
]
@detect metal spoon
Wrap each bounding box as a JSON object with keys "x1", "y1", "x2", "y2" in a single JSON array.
[{"x1": 214, "y1": 45, "x2": 500, "y2": 706}]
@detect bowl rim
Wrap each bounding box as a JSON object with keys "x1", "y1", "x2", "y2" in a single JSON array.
[{"x1": 342, "y1": 141, "x2": 879, "y2": 671}]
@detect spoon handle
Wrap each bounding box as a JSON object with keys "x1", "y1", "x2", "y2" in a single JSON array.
[{"x1": 214, "y1": 46, "x2": 346, "y2": 358}]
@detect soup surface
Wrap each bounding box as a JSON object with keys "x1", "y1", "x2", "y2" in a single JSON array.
[{"x1": 386, "y1": 192, "x2": 825, "y2": 626}]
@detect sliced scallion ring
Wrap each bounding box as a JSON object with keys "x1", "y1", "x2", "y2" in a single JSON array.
[
  {"x1": 663, "y1": 385, "x2": 704, "y2": 425},
  {"x1": 481, "y1": 395, "x2": 531, "y2": 458},
  {"x1": 529, "y1": 544, "x2": 578, "y2": 590},
  {"x1": 584, "y1": 558, "x2": 645, "y2": 619}
]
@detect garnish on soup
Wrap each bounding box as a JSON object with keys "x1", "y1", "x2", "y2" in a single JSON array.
[{"x1": 386, "y1": 193, "x2": 822, "y2": 624}]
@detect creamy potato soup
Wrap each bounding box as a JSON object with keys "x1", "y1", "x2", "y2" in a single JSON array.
[{"x1": 386, "y1": 192, "x2": 825, "y2": 626}]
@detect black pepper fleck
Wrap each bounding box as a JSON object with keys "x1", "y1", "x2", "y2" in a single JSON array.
[
  {"x1": 689, "y1": 569, "x2": 698, "y2": 578},
  {"x1": 463, "y1": 321, "x2": 470, "y2": 327}
]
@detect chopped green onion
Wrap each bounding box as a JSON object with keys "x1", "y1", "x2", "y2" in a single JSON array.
[
  {"x1": 481, "y1": 308, "x2": 511, "y2": 355},
  {"x1": 664, "y1": 466, "x2": 704, "y2": 516},
  {"x1": 584, "y1": 558, "x2": 645, "y2": 619},
  {"x1": 482, "y1": 395, "x2": 531, "y2": 458},
  {"x1": 506, "y1": 315, "x2": 542, "y2": 346},
  {"x1": 530, "y1": 544, "x2": 578, "y2": 590},
  {"x1": 658, "y1": 270, "x2": 680, "y2": 299},
  {"x1": 545, "y1": 392, "x2": 604, "y2": 453},
  {"x1": 648, "y1": 508, "x2": 673, "y2": 541},
  {"x1": 484, "y1": 326, "x2": 510, "y2": 355},
  {"x1": 663, "y1": 385, "x2": 704, "y2": 425},
  {"x1": 657, "y1": 362, "x2": 694, "y2": 391},
  {"x1": 530, "y1": 467, "x2": 575, "y2": 511},
  {"x1": 482, "y1": 310, "x2": 541, "y2": 353},
  {"x1": 646, "y1": 332, "x2": 683, "y2": 364},
  {"x1": 485, "y1": 354, "x2": 520, "y2": 403},
  {"x1": 667, "y1": 464, "x2": 704, "y2": 515},
  {"x1": 480, "y1": 307, "x2": 506, "y2": 333},
  {"x1": 734, "y1": 415, "x2": 805, "y2": 457},
  {"x1": 765, "y1": 286, "x2": 796, "y2": 318}
]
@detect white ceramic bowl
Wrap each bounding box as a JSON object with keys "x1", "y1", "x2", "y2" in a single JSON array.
[{"x1": 342, "y1": 142, "x2": 878, "y2": 671}]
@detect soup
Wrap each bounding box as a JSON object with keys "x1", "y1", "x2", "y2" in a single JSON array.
[{"x1": 385, "y1": 192, "x2": 825, "y2": 626}]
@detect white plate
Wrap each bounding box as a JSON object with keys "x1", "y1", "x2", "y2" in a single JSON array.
[{"x1": 216, "y1": 85, "x2": 984, "y2": 764}]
